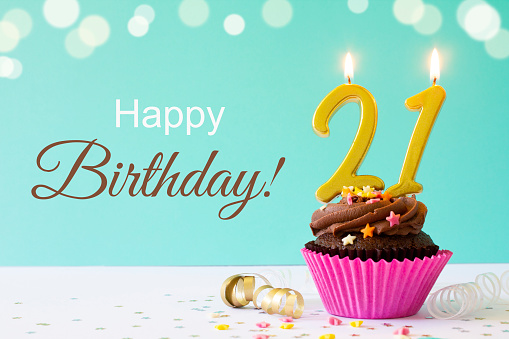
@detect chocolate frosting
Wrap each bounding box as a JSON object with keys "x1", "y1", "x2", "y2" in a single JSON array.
[{"x1": 310, "y1": 195, "x2": 427, "y2": 238}]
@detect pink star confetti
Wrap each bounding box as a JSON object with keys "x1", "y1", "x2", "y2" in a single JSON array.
[
  {"x1": 256, "y1": 322, "x2": 270, "y2": 328},
  {"x1": 328, "y1": 317, "x2": 342, "y2": 326},
  {"x1": 280, "y1": 317, "x2": 293, "y2": 322},
  {"x1": 393, "y1": 327, "x2": 410, "y2": 335},
  {"x1": 386, "y1": 211, "x2": 400, "y2": 227},
  {"x1": 366, "y1": 198, "x2": 380, "y2": 204},
  {"x1": 347, "y1": 193, "x2": 353, "y2": 205},
  {"x1": 253, "y1": 335, "x2": 270, "y2": 339}
]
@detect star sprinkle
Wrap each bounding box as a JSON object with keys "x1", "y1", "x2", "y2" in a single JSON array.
[
  {"x1": 342, "y1": 234, "x2": 356, "y2": 246},
  {"x1": 342, "y1": 186, "x2": 354, "y2": 197},
  {"x1": 354, "y1": 187, "x2": 363, "y2": 196},
  {"x1": 360, "y1": 223, "x2": 375, "y2": 238},
  {"x1": 256, "y1": 322, "x2": 270, "y2": 328},
  {"x1": 253, "y1": 335, "x2": 270, "y2": 339},
  {"x1": 393, "y1": 327, "x2": 410, "y2": 335},
  {"x1": 386, "y1": 211, "x2": 400, "y2": 227},
  {"x1": 208, "y1": 313, "x2": 220, "y2": 318},
  {"x1": 318, "y1": 335, "x2": 335, "y2": 339},
  {"x1": 350, "y1": 321, "x2": 363, "y2": 327},
  {"x1": 328, "y1": 317, "x2": 342, "y2": 326},
  {"x1": 214, "y1": 324, "x2": 229, "y2": 330},
  {"x1": 347, "y1": 193, "x2": 353, "y2": 205},
  {"x1": 280, "y1": 323, "x2": 294, "y2": 329},
  {"x1": 366, "y1": 198, "x2": 380, "y2": 204},
  {"x1": 363, "y1": 186, "x2": 374, "y2": 194},
  {"x1": 382, "y1": 192, "x2": 392, "y2": 201}
]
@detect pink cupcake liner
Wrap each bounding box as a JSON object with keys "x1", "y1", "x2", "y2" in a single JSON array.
[{"x1": 301, "y1": 248, "x2": 452, "y2": 319}]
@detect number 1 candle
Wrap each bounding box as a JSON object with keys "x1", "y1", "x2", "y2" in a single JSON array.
[{"x1": 386, "y1": 49, "x2": 446, "y2": 197}]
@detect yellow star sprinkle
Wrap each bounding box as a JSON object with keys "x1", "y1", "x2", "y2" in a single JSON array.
[
  {"x1": 382, "y1": 192, "x2": 392, "y2": 201},
  {"x1": 354, "y1": 187, "x2": 363, "y2": 196},
  {"x1": 280, "y1": 323, "x2": 294, "y2": 329},
  {"x1": 342, "y1": 234, "x2": 356, "y2": 246},
  {"x1": 319, "y1": 334, "x2": 335, "y2": 339},
  {"x1": 360, "y1": 223, "x2": 375, "y2": 238},
  {"x1": 214, "y1": 324, "x2": 229, "y2": 330},
  {"x1": 350, "y1": 320, "x2": 363, "y2": 327},
  {"x1": 341, "y1": 186, "x2": 353, "y2": 197}
]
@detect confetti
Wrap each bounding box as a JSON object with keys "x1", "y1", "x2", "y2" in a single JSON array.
[
  {"x1": 350, "y1": 321, "x2": 363, "y2": 327},
  {"x1": 328, "y1": 317, "x2": 342, "y2": 326},
  {"x1": 215, "y1": 324, "x2": 229, "y2": 330},
  {"x1": 256, "y1": 321, "x2": 270, "y2": 328},
  {"x1": 318, "y1": 334, "x2": 335, "y2": 339},
  {"x1": 280, "y1": 317, "x2": 293, "y2": 322},
  {"x1": 208, "y1": 313, "x2": 220, "y2": 318},
  {"x1": 280, "y1": 323, "x2": 294, "y2": 329},
  {"x1": 393, "y1": 327, "x2": 410, "y2": 335},
  {"x1": 253, "y1": 335, "x2": 270, "y2": 339}
]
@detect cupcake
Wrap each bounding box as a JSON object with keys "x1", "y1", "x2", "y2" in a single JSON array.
[{"x1": 301, "y1": 187, "x2": 452, "y2": 319}]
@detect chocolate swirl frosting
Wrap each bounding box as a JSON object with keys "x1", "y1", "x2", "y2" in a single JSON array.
[{"x1": 310, "y1": 195, "x2": 427, "y2": 238}]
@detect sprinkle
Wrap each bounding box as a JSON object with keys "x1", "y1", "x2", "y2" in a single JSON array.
[
  {"x1": 350, "y1": 321, "x2": 363, "y2": 327},
  {"x1": 256, "y1": 322, "x2": 270, "y2": 328},
  {"x1": 383, "y1": 323, "x2": 393, "y2": 327},
  {"x1": 342, "y1": 234, "x2": 356, "y2": 246},
  {"x1": 280, "y1": 317, "x2": 293, "y2": 322},
  {"x1": 386, "y1": 211, "x2": 400, "y2": 227},
  {"x1": 366, "y1": 198, "x2": 380, "y2": 204},
  {"x1": 253, "y1": 335, "x2": 270, "y2": 339},
  {"x1": 354, "y1": 187, "x2": 363, "y2": 196},
  {"x1": 215, "y1": 324, "x2": 229, "y2": 330},
  {"x1": 347, "y1": 193, "x2": 353, "y2": 205},
  {"x1": 319, "y1": 335, "x2": 335, "y2": 339},
  {"x1": 342, "y1": 186, "x2": 353, "y2": 197},
  {"x1": 328, "y1": 317, "x2": 342, "y2": 326},
  {"x1": 320, "y1": 204, "x2": 327, "y2": 210},
  {"x1": 280, "y1": 323, "x2": 294, "y2": 329},
  {"x1": 360, "y1": 223, "x2": 375, "y2": 238},
  {"x1": 363, "y1": 186, "x2": 374, "y2": 194},
  {"x1": 393, "y1": 327, "x2": 410, "y2": 335},
  {"x1": 382, "y1": 192, "x2": 392, "y2": 201}
]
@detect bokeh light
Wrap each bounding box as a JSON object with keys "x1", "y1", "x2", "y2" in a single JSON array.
[
  {"x1": 79, "y1": 15, "x2": 110, "y2": 47},
  {"x1": 413, "y1": 4, "x2": 442, "y2": 35},
  {"x1": 7, "y1": 57, "x2": 22, "y2": 79},
  {"x1": 43, "y1": 0, "x2": 79, "y2": 28},
  {"x1": 65, "y1": 29, "x2": 94, "y2": 58},
  {"x1": 485, "y1": 28, "x2": 509, "y2": 59},
  {"x1": 3, "y1": 9, "x2": 32, "y2": 39},
  {"x1": 348, "y1": 0, "x2": 368, "y2": 14},
  {"x1": 457, "y1": 0, "x2": 484, "y2": 29},
  {"x1": 224, "y1": 14, "x2": 245, "y2": 36},
  {"x1": 393, "y1": 0, "x2": 424, "y2": 25},
  {"x1": 128, "y1": 16, "x2": 149, "y2": 37},
  {"x1": 179, "y1": 0, "x2": 209, "y2": 27},
  {"x1": 262, "y1": 0, "x2": 293, "y2": 28},
  {"x1": 0, "y1": 55, "x2": 14, "y2": 77},
  {"x1": 464, "y1": 2, "x2": 500, "y2": 41},
  {"x1": 0, "y1": 21, "x2": 20, "y2": 52},
  {"x1": 135, "y1": 4, "x2": 155, "y2": 24}
]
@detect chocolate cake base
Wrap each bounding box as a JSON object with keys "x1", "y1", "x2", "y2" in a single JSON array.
[{"x1": 305, "y1": 232, "x2": 439, "y2": 262}]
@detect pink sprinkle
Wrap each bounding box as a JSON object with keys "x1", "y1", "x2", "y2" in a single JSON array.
[
  {"x1": 256, "y1": 321, "x2": 270, "y2": 328},
  {"x1": 393, "y1": 327, "x2": 410, "y2": 335},
  {"x1": 347, "y1": 193, "x2": 353, "y2": 205},
  {"x1": 366, "y1": 198, "x2": 380, "y2": 204},
  {"x1": 280, "y1": 317, "x2": 293, "y2": 322},
  {"x1": 374, "y1": 191, "x2": 383, "y2": 198},
  {"x1": 328, "y1": 316, "x2": 342, "y2": 325},
  {"x1": 253, "y1": 335, "x2": 270, "y2": 339}
]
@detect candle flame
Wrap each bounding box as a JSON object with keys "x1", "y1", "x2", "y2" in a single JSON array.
[
  {"x1": 344, "y1": 52, "x2": 353, "y2": 84},
  {"x1": 430, "y1": 48, "x2": 440, "y2": 84}
]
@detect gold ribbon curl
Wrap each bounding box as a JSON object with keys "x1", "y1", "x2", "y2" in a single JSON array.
[{"x1": 220, "y1": 273, "x2": 304, "y2": 319}]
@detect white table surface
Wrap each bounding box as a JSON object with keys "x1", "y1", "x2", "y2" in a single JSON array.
[{"x1": 1, "y1": 264, "x2": 508, "y2": 339}]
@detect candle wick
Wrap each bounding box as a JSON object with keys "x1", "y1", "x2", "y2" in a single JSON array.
[
  {"x1": 347, "y1": 76, "x2": 351, "y2": 84},
  {"x1": 432, "y1": 77, "x2": 436, "y2": 86}
]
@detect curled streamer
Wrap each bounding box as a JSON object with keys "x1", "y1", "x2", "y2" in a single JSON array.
[
  {"x1": 220, "y1": 273, "x2": 304, "y2": 319},
  {"x1": 426, "y1": 270, "x2": 509, "y2": 319}
]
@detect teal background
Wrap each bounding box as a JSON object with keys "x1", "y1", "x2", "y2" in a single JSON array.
[{"x1": 1, "y1": 0, "x2": 508, "y2": 265}]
